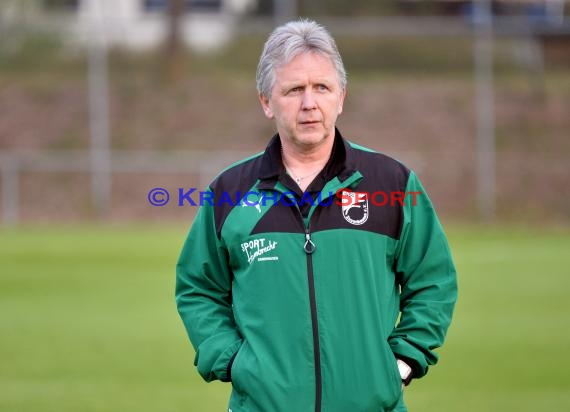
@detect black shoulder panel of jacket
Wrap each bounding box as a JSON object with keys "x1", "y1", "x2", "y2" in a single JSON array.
[
  {"x1": 209, "y1": 139, "x2": 411, "y2": 241},
  {"x1": 309, "y1": 145, "x2": 411, "y2": 240},
  {"x1": 251, "y1": 201, "x2": 305, "y2": 235},
  {"x1": 209, "y1": 153, "x2": 266, "y2": 238}
]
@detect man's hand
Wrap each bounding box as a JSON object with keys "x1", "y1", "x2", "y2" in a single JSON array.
[{"x1": 397, "y1": 359, "x2": 413, "y2": 388}]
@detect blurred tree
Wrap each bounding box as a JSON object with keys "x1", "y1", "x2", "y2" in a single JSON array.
[
  {"x1": 1, "y1": 0, "x2": 40, "y2": 18},
  {"x1": 296, "y1": 0, "x2": 443, "y2": 17},
  {"x1": 164, "y1": 0, "x2": 186, "y2": 83},
  {"x1": 43, "y1": 0, "x2": 79, "y2": 10}
]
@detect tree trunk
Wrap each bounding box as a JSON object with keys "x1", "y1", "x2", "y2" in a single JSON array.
[{"x1": 164, "y1": 0, "x2": 185, "y2": 83}]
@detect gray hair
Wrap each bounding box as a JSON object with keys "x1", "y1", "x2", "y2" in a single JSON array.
[{"x1": 256, "y1": 19, "x2": 347, "y2": 98}]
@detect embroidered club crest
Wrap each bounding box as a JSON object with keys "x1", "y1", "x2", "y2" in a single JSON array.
[{"x1": 341, "y1": 191, "x2": 369, "y2": 225}]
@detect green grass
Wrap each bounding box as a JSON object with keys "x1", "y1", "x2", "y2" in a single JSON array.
[
  {"x1": 407, "y1": 225, "x2": 570, "y2": 411},
  {"x1": 1, "y1": 224, "x2": 569, "y2": 411}
]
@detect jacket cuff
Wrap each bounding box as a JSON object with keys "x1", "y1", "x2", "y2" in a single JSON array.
[
  {"x1": 389, "y1": 339, "x2": 429, "y2": 379},
  {"x1": 224, "y1": 351, "x2": 239, "y2": 382},
  {"x1": 394, "y1": 352, "x2": 422, "y2": 381},
  {"x1": 219, "y1": 340, "x2": 242, "y2": 382}
]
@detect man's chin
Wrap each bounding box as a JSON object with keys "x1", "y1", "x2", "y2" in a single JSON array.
[{"x1": 294, "y1": 130, "x2": 331, "y2": 147}]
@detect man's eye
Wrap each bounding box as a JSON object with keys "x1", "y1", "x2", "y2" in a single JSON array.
[
  {"x1": 316, "y1": 84, "x2": 329, "y2": 91},
  {"x1": 290, "y1": 87, "x2": 303, "y2": 93}
]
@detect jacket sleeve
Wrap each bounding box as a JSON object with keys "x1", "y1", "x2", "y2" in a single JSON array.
[
  {"x1": 388, "y1": 171, "x2": 458, "y2": 379},
  {"x1": 175, "y1": 189, "x2": 242, "y2": 382}
]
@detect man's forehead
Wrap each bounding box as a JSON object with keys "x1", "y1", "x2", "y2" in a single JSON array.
[
  {"x1": 277, "y1": 51, "x2": 333, "y2": 68},
  {"x1": 274, "y1": 52, "x2": 337, "y2": 81}
]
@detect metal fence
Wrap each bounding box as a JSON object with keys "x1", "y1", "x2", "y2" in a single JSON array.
[
  {"x1": 1, "y1": 7, "x2": 569, "y2": 224},
  {"x1": 0, "y1": 150, "x2": 254, "y2": 224}
]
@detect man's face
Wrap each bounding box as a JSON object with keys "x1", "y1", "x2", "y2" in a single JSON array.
[{"x1": 259, "y1": 52, "x2": 346, "y2": 150}]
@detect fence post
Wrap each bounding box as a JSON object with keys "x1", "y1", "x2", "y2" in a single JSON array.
[
  {"x1": 87, "y1": 0, "x2": 112, "y2": 218},
  {"x1": 473, "y1": 0, "x2": 496, "y2": 221},
  {"x1": 1, "y1": 157, "x2": 19, "y2": 226}
]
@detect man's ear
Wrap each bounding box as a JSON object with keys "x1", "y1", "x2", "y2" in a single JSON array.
[
  {"x1": 338, "y1": 88, "x2": 347, "y2": 115},
  {"x1": 259, "y1": 94, "x2": 274, "y2": 119}
]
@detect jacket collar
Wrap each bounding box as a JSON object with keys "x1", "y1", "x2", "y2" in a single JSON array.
[{"x1": 257, "y1": 127, "x2": 357, "y2": 188}]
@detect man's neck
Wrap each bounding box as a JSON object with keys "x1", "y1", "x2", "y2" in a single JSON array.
[
  {"x1": 280, "y1": 133, "x2": 335, "y2": 191},
  {"x1": 281, "y1": 137, "x2": 334, "y2": 171}
]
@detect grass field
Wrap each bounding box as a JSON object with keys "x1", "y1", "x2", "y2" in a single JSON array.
[{"x1": 1, "y1": 224, "x2": 569, "y2": 411}]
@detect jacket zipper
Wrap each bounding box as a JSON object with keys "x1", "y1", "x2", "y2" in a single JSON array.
[
  {"x1": 283, "y1": 180, "x2": 361, "y2": 412},
  {"x1": 288, "y1": 194, "x2": 321, "y2": 412},
  {"x1": 292, "y1": 196, "x2": 320, "y2": 412},
  {"x1": 303, "y1": 226, "x2": 321, "y2": 412}
]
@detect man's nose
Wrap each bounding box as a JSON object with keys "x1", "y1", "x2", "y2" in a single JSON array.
[{"x1": 301, "y1": 90, "x2": 317, "y2": 110}]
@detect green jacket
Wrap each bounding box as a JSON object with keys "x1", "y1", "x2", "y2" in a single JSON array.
[{"x1": 176, "y1": 131, "x2": 457, "y2": 412}]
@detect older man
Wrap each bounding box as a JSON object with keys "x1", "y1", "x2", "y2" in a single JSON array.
[{"x1": 176, "y1": 19, "x2": 457, "y2": 412}]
